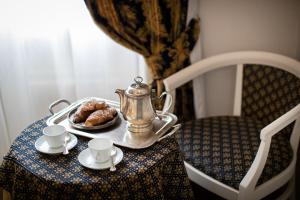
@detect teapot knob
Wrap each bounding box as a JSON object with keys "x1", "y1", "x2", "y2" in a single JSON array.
[{"x1": 134, "y1": 76, "x2": 143, "y2": 85}]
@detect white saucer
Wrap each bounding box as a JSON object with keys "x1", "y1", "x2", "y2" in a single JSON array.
[
  {"x1": 35, "y1": 133, "x2": 78, "y2": 154},
  {"x1": 78, "y1": 147, "x2": 123, "y2": 170}
]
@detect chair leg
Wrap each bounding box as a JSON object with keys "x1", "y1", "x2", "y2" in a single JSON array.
[
  {"x1": 289, "y1": 176, "x2": 296, "y2": 200},
  {"x1": 239, "y1": 176, "x2": 296, "y2": 200},
  {"x1": 276, "y1": 176, "x2": 295, "y2": 200},
  {"x1": 238, "y1": 186, "x2": 254, "y2": 200}
]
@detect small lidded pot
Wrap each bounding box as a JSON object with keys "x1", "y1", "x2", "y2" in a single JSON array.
[{"x1": 115, "y1": 76, "x2": 157, "y2": 133}]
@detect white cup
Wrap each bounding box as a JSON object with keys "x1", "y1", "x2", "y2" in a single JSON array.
[
  {"x1": 88, "y1": 138, "x2": 113, "y2": 163},
  {"x1": 43, "y1": 125, "x2": 66, "y2": 148}
]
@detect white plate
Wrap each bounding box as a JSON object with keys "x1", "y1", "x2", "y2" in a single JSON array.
[
  {"x1": 78, "y1": 147, "x2": 123, "y2": 170},
  {"x1": 35, "y1": 133, "x2": 78, "y2": 154}
]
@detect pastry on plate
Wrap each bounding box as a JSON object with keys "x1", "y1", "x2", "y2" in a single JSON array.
[
  {"x1": 85, "y1": 107, "x2": 117, "y2": 127},
  {"x1": 72, "y1": 100, "x2": 107, "y2": 123}
]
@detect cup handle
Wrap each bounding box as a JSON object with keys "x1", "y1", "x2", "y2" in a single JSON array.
[{"x1": 159, "y1": 91, "x2": 173, "y2": 115}]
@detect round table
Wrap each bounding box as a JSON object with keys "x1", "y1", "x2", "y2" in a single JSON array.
[{"x1": 0, "y1": 117, "x2": 193, "y2": 200}]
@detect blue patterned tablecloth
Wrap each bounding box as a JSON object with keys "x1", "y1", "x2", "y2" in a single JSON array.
[{"x1": 0, "y1": 117, "x2": 193, "y2": 200}]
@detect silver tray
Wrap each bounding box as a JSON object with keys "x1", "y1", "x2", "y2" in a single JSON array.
[{"x1": 46, "y1": 97, "x2": 179, "y2": 149}]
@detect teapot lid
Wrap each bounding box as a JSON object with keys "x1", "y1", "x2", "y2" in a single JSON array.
[{"x1": 126, "y1": 76, "x2": 150, "y2": 97}]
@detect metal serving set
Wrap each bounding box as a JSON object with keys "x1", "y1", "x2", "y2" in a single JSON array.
[{"x1": 47, "y1": 77, "x2": 179, "y2": 149}]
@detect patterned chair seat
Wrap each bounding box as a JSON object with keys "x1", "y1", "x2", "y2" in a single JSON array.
[{"x1": 176, "y1": 116, "x2": 293, "y2": 190}]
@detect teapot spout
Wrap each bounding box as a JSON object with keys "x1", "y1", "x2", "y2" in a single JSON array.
[{"x1": 115, "y1": 89, "x2": 127, "y2": 119}]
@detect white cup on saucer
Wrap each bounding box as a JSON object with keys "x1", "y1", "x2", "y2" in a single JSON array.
[
  {"x1": 88, "y1": 138, "x2": 113, "y2": 163},
  {"x1": 43, "y1": 125, "x2": 66, "y2": 148}
]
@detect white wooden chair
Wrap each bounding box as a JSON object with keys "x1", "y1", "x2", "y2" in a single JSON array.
[{"x1": 163, "y1": 51, "x2": 300, "y2": 200}]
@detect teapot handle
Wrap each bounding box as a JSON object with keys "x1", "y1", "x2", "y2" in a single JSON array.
[
  {"x1": 159, "y1": 92, "x2": 173, "y2": 114},
  {"x1": 154, "y1": 91, "x2": 173, "y2": 119}
]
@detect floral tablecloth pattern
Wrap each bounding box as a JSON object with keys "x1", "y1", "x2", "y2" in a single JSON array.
[{"x1": 0, "y1": 117, "x2": 193, "y2": 200}]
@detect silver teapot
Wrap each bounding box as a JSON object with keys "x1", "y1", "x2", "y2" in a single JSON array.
[{"x1": 115, "y1": 76, "x2": 172, "y2": 133}]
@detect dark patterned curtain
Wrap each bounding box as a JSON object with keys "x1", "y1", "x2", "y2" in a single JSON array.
[{"x1": 84, "y1": 0, "x2": 200, "y2": 121}]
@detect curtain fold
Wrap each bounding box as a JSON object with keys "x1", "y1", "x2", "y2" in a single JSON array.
[
  {"x1": 84, "y1": 0, "x2": 200, "y2": 120},
  {"x1": 0, "y1": 0, "x2": 144, "y2": 161}
]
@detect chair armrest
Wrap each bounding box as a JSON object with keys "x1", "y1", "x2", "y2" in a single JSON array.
[
  {"x1": 239, "y1": 103, "x2": 300, "y2": 192},
  {"x1": 260, "y1": 104, "x2": 300, "y2": 141}
]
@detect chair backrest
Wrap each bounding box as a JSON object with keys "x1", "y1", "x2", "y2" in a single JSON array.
[
  {"x1": 241, "y1": 64, "x2": 300, "y2": 126},
  {"x1": 163, "y1": 51, "x2": 300, "y2": 118}
]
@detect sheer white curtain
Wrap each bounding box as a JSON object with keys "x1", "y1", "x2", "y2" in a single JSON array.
[
  {"x1": 0, "y1": 0, "x2": 147, "y2": 161},
  {"x1": 0, "y1": 0, "x2": 204, "y2": 162}
]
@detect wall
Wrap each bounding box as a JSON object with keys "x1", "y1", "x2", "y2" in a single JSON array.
[{"x1": 198, "y1": 0, "x2": 300, "y2": 116}]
